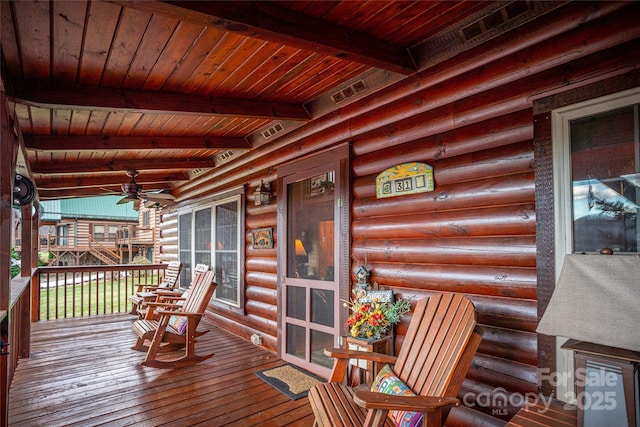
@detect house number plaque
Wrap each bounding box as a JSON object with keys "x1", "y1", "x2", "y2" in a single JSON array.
[{"x1": 376, "y1": 162, "x2": 434, "y2": 199}]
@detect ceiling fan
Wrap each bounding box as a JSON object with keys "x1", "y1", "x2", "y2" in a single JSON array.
[{"x1": 117, "y1": 170, "x2": 176, "y2": 209}]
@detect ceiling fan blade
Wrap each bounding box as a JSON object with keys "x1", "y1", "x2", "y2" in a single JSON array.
[
  {"x1": 145, "y1": 195, "x2": 176, "y2": 206},
  {"x1": 143, "y1": 192, "x2": 175, "y2": 200},
  {"x1": 117, "y1": 196, "x2": 131, "y2": 205}
]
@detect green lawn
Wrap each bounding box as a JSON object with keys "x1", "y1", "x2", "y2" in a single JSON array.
[{"x1": 39, "y1": 273, "x2": 160, "y2": 319}]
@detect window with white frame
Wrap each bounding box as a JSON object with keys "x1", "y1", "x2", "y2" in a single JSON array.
[
  {"x1": 108, "y1": 225, "x2": 118, "y2": 240},
  {"x1": 178, "y1": 192, "x2": 243, "y2": 309},
  {"x1": 212, "y1": 200, "x2": 240, "y2": 306},
  {"x1": 553, "y1": 88, "x2": 640, "y2": 262},
  {"x1": 178, "y1": 211, "x2": 193, "y2": 285},
  {"x1": 194, "y1": 207, "x2": 212, "y2": 267},
  {"x1": 57, "y1": 224, "x2": 69, "y2": 246},
  {"x1": 94, "y1": 225, "x2": 105, "y2": 240},
  {"x1": 551, "y1": 87, "x2": 640, "y2": 402}
]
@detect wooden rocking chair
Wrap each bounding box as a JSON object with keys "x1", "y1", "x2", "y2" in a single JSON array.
[
  {"x1": 308, "y1": 293, "x2": 483, "y2": 427},
  {"x1": 133, "y1": 263, "x2": 208, "y2": 320},
  {"x1": 131, "y1": 266, "x2": 216, "y2": 368},
  {"x1": 128, "y1": 260, "x2": 183, "y2": 316}
]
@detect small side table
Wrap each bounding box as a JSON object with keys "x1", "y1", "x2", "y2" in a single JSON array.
[{"x1": 342, "y1": 335, "x2": 393, "y2": 386}]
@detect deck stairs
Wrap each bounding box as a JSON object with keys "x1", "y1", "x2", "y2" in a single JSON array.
[{"x1": 89, "y1": 237, "x2": 121, "y2": 265}]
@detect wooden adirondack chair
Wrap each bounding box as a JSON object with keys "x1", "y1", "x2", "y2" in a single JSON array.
[
  {"x1": 131, "y1": 267, "x2": 216, "y2": 368},
  {"x1": 133, "y1": 263, "x2": 208, "y2": 320},
  {"x1": 308, "y1": 293, "x2": 483, "y2": 427},
  {"x1": 128, "y1": 261, "x2": 183, "y2": 315}
]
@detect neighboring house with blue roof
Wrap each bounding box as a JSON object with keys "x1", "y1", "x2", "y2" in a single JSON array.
[{"x1": 15, "y1": 196, "x2": 159, "y2": 266}]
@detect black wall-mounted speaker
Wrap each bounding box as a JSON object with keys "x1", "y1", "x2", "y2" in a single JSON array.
[{"x1": 13, "y1": 174, "x2": 36, "y2": 206}]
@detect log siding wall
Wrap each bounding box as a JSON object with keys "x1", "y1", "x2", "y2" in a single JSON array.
[
  {"x1": 348, "y1": 99, "x2": 537, "y2": 425},
  {"x1": 164, "y1": 3, "x2": 639, "y2": 425}
]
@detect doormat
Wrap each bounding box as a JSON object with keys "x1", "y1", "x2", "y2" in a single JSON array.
[{"x1": 255, "y1": 364, "x2": 323, "y2": 400}]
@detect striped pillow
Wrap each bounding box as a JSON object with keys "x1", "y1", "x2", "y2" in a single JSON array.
[{"x1": 168, "y1": 315, "x2": 188, "y2": 334}]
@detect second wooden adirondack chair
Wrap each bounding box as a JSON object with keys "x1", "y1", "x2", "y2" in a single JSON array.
[
  {"x1": 133, "y1": 263, "x2": 208, "y2": 320},
  {"x1": 129, "y1": 260, "x2": 183, "y2": 316},
  {"x1": 308, "y1": 293, "x2": 483, "y2": 427}
]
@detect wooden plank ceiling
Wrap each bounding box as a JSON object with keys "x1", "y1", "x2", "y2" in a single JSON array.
[{"x1": 1, "y1": 0, "x2": 512, "y2": 203}]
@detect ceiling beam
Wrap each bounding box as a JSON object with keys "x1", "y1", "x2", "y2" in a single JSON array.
[
  {"x1": 31, "y1": 158, "x2": 215, "y2": 174},
  {"x1": 109, "y1": 1, "x2": 416, "y2": 75},
  {"x1": 12, "y1": 80, "x2": 311, "y2": 121},
  {"x1": 35, "y1": 172, "x2": 190, "y2": 189},
  {"x1": 24, "y1": 135, "x2": 250, "y2": 152}
]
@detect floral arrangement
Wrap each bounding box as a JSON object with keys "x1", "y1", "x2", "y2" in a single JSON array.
[{"x1": 344, "y1": 290, "x2": 411, "y2": 339}]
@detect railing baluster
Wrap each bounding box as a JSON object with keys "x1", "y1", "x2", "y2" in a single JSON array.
[
  {"x1": 50, "y1": 272, "x2": 54, "y2": 320},
  {"x1": 126, "y1": 270, "x2": 131, "y2": 313},
  {"x1": 88, "y1": 271, "x2": 91, "y2": 315},
  {"x1": 114, "y1": 270, "x2": 119, "y2": 313},
  {"x1": 83, "y1": 271, "x2": 87, "y2": 317},
  {"x1": 45, "y1": 273, "x2": 48, "y2": 320},
  {"x1": 109, "y1": 269, "x2": 112, "y2": 314},
  {"x1": 108, "y1": 270, "x2": 112, "y2": 314},
  {"x1": 101, "y1": 270, "x2": 105, "y2": 315},
  {"x1": 72, "y1": 272, "x2": 76, "y2": 318},
  {"x1": 45, "y1": 272, "x2": 47, "y2": 320},
  {"x1": 87, "y1": 270, "x2": 90, "y2": 316},
  {"x1": 96, "y1": 269, "x2": 99, "y2": 316},
  {"x1": 116, "y1": 269, "x2": 121, "y2": 313},
  {"x1": 54, "y1": 273, "x2": 59, "y2": 320},
  {"x1": 48, "y1": 273, "x2": 52, "y2": 320},
  {"x1": 105, "y1": 270, "x2": 109, "y2": 314},
  {"x1": 89, "y1": 270, "x2": 92, "y2": 316},
  {"x1": 42, "y1": 273, "x2": 46, "y2": 320},
  {"x1": 80, "y1": 270, "x2": 84, "y2": 316},
  {"x1": 100, "y1": 269, "x2": 104, "y2": 315},
  {"x1": 41, "y1": 272, "x2": 45, "y2": 320},
  {"x1": 38, "y1": 273, "x2": 42, "y2": 321},
  {"x1": 91, "y1": 271, "x2": 94, "y2": 315},
  {"x1": 63, "y1": 271, "x2": 68, "y2": 318},
  {"x1": 95, "y1": 270, "x2": 99, "y2": 316},
  {"x1": 99, "y1": 269, "x2": 101, "y2": 315}
]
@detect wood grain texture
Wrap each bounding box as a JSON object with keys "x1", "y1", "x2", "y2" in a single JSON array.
[{"x1": 8, "y1": 314, "x2": 314, "y2": 426}]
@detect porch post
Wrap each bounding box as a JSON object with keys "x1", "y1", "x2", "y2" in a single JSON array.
[
  {"x1": 31, "y1": 205, "x2": 38, "y2": 270},
  {"x1": 31, "y1": 205, "x2": 40, "y2": 322},
  {"x1": 1, "y1": 62, "x2": 16, "y2": 427},
  {"x1": 20, "y1": 205, "x2": 32, "y2": 277},
  {"x1": 19, "y1": 204, "x2": 32, "y2": 357}
]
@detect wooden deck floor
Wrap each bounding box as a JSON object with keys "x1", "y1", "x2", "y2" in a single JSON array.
[{"x1": 9, "y1": 314, "x2": 316, "y2": 426}]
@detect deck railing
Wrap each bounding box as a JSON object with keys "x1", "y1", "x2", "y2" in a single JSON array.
[{"x1": 36, "y1": 264, "x2": 168, "y2": 320}]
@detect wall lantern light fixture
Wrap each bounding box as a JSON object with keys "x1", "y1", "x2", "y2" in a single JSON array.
[{"x1": 254, "y1": 180, "x2": 271, "y2": 206}]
